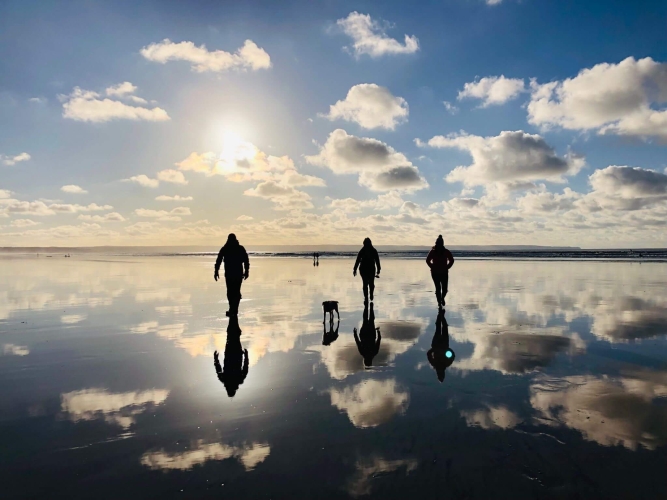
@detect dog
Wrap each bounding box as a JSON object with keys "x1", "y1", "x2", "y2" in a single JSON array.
[{"x1": 322, "y1": 300, "x2": 340, "y2": 324}]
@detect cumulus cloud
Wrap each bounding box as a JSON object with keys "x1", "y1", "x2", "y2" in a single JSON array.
[
  {"x1": 337, "y1": 12, "x2": 419, "y2": 58},
  {"x1": 443, "y1": 101, "x2": 459, "y2": 114},
  {"x1": 140, "y1": 39, "x2": 271, "y2": 72},
  {"x1": 244, "y1": 181, "x2": 314, "y2": 211},
  {"x1": 135, "y1": 207, "x2": 191, "y2": 221},
  {"x1": 61, "y1": 184, "x2": 87, "y2": 194},
  {"x1": 347, "y1": 456, "x2": 417, "y2": 497},
  {"x1": 125, "y1": 175, "x2": 159, "y2": 188},
  {"x1": 0, "y1": 189, "x2": 12, "y2": 199},
  {"x1": 141, "y1": 441, "x2": 270, "y2": 471},
  {"x1": 237, "y1": 215, "x2": 254, "y2": 220},
  {"x1": 306, "y1": 129, "x2": 427, "y2": 192},
  {"x1": 1, "y1": 152, "x2": 31, "y2": 166},
  {"x1": 324, "y1": 84, "x2": 408, "y2": 129},
  {"x1": 157, "y1": 169, "x2": 188, "y2": 185},
  {"x1": 61, "y1": 86, "x2": 169, "y2": 123},
  {"x1": 0, "y1": 199, "x2": 112, "y2": 217},
  {"x1": 2, "y1": 344, "x2": 30, "y2": 356},
  {"x1": 586, "y1": 166, "x2": 667, "y2": 210},
  {"x1": 10, "y1": 218, "x2": 40, "y2": 227},
  {"x1": 531, "y1": 372, "x2": 667, "y2": 450},
  {"x1": 461, "y1": 405, "x2": 522, "y2": 429},
  {"x1": 528, "y1": 57, "x2": 667, "y2": 138},
  {"x1": 458, "y1": 76, "x2": 526, "y2": 107},
  {"x1": 78, "y1": 212, "x2": 126, "y2": 222},
  {"x1": 105, "y1": 81, "x2": 137, "y2": 97},
  {"x1": 327, "y1": 378, "x2": 409, "y2": 428},
  {"x1": 60, "y1": 388, "x2": 169, "y2": 429},
  {"x1": 418, "y1": 130, "x2": 584, "y2": 187},
  {"x1": 155, "y1": 195, "x2": 193, "y2": 201}
]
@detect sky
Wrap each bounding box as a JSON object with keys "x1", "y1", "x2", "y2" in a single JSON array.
[{"x1": 1, "y1": 0, "x2": 667, "y2": 248}]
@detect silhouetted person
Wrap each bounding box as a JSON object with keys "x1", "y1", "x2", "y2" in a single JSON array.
[
  {"x1": 353, "y1": 238, "x2": 381, "y2": 303},
  {"x1": 214, "y1": 315, "x2": 249, "y2": 397},
  {"x1": 322, "y1": 319, "x2": 340, "y2": 346},
  {"x1": 427, "y1": 310, "x2": 455, "y2": 382},
  {"x1": 214, "y1": 233, "x2": 249, "y2": 316},
  {"x1": 354, "y1": 302, "x2": 381, "y2": 367},
  {"x1": 426, "y1": 235, "x2": 454, "y2": 308}
]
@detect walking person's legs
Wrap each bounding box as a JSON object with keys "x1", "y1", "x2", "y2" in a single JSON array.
[
  {"x1": 431, "y1": 272, "x2": 442, "y2": 306},
  {"x1": 362, "y1": 275, "x2": 369, "y2": 302},
  {"x1": 442, "y1": 272, "x2": 449, "y2": 306},
  {"x1": 225, "y1": 275, "x2": 243, "y2": 315}
]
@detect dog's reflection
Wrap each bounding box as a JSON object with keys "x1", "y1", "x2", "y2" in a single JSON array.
[
  {"x1": 214, "y1": 315, "x2": 249, "y2": 397},
  {"x1": 427, "y1": 310, "x2": 455, "y2": 382},
  {"x1": 354, "y1": 302, "x2": 381, "y2": 367},
  {"x1": 323, "y1": 319, "x2": 340, "y2": 346}
]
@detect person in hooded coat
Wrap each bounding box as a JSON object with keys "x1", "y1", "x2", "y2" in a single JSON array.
[
  {"x1": 353, "y1": 237, "x2": 381, "y2": 303},
  {"x1": 214, "y1": 233, "x2": 250, "y2": 316},
  {"x1": 426, "y1": 235, "x2": 454, "y2": 308}
]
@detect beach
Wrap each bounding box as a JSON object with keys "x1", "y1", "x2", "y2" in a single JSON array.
[{"x1": 1, "y1": 255, "x2": 666, "y2": 498}]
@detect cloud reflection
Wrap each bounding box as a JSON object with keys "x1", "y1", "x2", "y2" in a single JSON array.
[
  {"x1": 347, "y1": 456, "x2": 418, "y2": 497},
  {"x1": 140, "y1": 441, "x2": 270, "y2": 471}
]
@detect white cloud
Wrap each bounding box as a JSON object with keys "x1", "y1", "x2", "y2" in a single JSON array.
[
  {"x1": 61, "y1": 388, "x2": 169, "y2": 429},
  {"x1": 61, "y1": 87, "x2": 169, "y2": 123},
  {"x1": 324, "y1": 84, "x2": 408, "y2": 130},
  {"x1": 487, "y1": 0, "x2": 504, "y2": 6},
  {"x1": 327, "y1": 378, "x2": 409, "y2": 428},
  {"x1": 337, "y1": 12, "x2": 419, "y2": 58},
  {"x1": 48, "y1": 203, "x2": 113, "y2": 213},
  {"x1": 105, "y1": 81, "x2": 138, "y2": 97},
  {"x1": 237, "y1": 215, "x2": 254, "y2": 220},
  {"x1": 2, "y1": 344, "x2": 30, "y2": 356},
  {"x1": 0, "y1": 189, "x2": 12, "y2": 199},
  {"x1": 135, "y1": 207, "x2": 191, "y2": 221},
  {"x1": 155, "y1": 195, "x2": 193, "y2": 201},
  {"x1": 0, "y1": 199, "x2": 112, "y2": 217},
  {"x1": 458, "y1": 76, "x2": 526, "y2": 107},
  {"x1": 306, "y1": 129, "x2": 427, "y2": 192},
  {"x1": 443, "y1": 101, "x2": 459, "y2": 114},
  {"x1": 141, "y1": 441, "x2": 270, "y2": 471},
  {"x1": 528, "y1": 57, "x2": 667, "y2": 138},
  {"x1": 125, "y1": 175, "x2": 159, "y2": 188},
  {"x1": 1, "y1": 152, "x2": 31, "y2": 166},
  {"x1": 78, "y1": 212, "x2": 126, "y2": 222},
  {"x1": 244, "y1": 181, "x2": 314, "y2": 211},
  {"x1": 157, "y1": 169, "x2": 188, "y2": 185},
  {"x1": 10, "y1": 219, "x2": 40, "y2": 227},
  {"x1": 418, "y1": 130, "x2": 584, "y2": 187},
  {"x1": 28, "y1": 97, "x2": 47, "y2": 104},
  {"x1": 140, "y1": 39, "x2": 271, "y2": 72},
  {"x1": 61, "y1": 314, "x2": 86, "y2": 324},
  {"x1": 461, "y1": 405, "x2": 522, "y2": 429},
  {"x1": 61, "y1": 184, "x2": 87, "y2": 194}
]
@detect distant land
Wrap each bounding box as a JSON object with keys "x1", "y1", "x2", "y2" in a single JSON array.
[{"x1": 0, "y1": 245, "x2": 584, "y2": 253}]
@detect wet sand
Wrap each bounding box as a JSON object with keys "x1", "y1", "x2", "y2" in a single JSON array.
[{"x1": 1, "y1": 256, "x2": 666, "y2": 498}]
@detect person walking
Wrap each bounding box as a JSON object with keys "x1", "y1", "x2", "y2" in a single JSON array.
[
  {"x1": 353, "y1": 237, "x2": 381, "y2": 303},
  {"x1": 214, "y1": 233, "x2": 250, "y2": 316},
  {"x1": 426, "y1": 235, "x2": 454, "y2": 308}
]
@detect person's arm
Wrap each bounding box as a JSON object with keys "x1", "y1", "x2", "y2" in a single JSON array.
[
  {"x1": 353, "y1": 250, "x2": 362, "y2": 275},
  {"x1": 354, "y1": 328, "x2": 361, "y2": 348},
  {"x1": 374, "y1": 248, "x2": 381, "y2": 275},
  {"x1": 214, "y1": 247, "x2": 224, "y2": 281},
  {"x1": 426, "y1": 249, "x2": 434, "y2": 269},
  {"x1": 446, "y1": 249, "x2": 455, "y2": 270},
  {"x1": 242, "y1": 247, "x2": 250, "y2": 279}
]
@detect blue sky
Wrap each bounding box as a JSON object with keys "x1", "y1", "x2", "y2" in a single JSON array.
[{"x1": 1, "y1": 0, "x2": 667, "y2": 247}]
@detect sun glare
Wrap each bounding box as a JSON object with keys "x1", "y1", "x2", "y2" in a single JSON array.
[{"x1": 219, "y1": 130, "x2": 257, "y2": 166}]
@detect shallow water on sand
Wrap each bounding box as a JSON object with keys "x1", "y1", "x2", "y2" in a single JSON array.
[{"x1": 1, "y1": 256, "x2": 667, "y2": 499}]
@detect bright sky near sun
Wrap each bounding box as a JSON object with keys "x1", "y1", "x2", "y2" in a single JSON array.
[{"x1": 1, "y1": 0, "x2": 667, "y2": 247}]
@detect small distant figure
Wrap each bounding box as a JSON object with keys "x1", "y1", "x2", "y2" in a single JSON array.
[
  {"x1": 313, "y1": 252, "x2": 320, "y2": 266},
  {"x1": 353, "y1": 238, "x2": 381, "y2": 303},
  {"x1": 354, "y1": 302, "x2": 381, "y2": 367},
  {"x1": 214, "y1": 233, "x2": 250, "y2": 316},
  {"x1": 426, "y1": 235, "x2": 454, "y2": 308},
  {"x1": 214, "y1": 315, "x2": 249, "y2": 397},
  {"x1": 322, "y1": 319, "x2": 340, "y2": 346},
  {"x1": 322, "y1": 300, "x2": 340, "y2": 324},
  {"x1": 427, "y1": 310, "x2": 455, "y2": 383}
]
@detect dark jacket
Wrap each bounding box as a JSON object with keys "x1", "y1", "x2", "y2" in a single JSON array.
[
  {"x1": 354, "y1": 246, "x2": 381, "y2": 276},
  {"x1": 426, "y1": 247, "x2": 454, "y2": 274},
  {"x1": 215, "y1": 242, "x2": 249, "y2": 278}
]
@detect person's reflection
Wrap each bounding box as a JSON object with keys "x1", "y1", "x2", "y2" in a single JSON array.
[
  {"x1": 323, "y1": 319, "x2": 340, "y2": 346},
  {"x1": 427, "y1": 310, "x2": 455, "y2": 382},
  {"x1": 214, "y1": 315, "x2": 249, "y2": 397},
  {"x1": 354, "y1": 303, "x2": 381, "y2": 367}
]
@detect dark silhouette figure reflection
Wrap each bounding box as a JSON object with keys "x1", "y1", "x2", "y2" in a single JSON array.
[
  {"x1": 214, "y1": 315, "x2": 249, "y2": 397},
  {"x1": 426, "y1": 235, "x2": 454, "y2": 308},
  {"x1": 214, "y1": 233, "x2": 250, "y2": 316},
  {"x1": 354, "y1": 302, "x2": 381, "y2": 367},
  {"x1": 353, "y1": 238, "x2": 381, "y2": 303},
  {"x1": 427, "y1": 310, "x2": 455, "y2": 382},
  {"x1": 322, "y1": 319, "x2": 340, "y2": 346}
]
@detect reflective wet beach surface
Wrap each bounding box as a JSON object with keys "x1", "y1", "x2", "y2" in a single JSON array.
[{"x1": 1, "y1": 256, "x2": 666, "y2": 499}]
